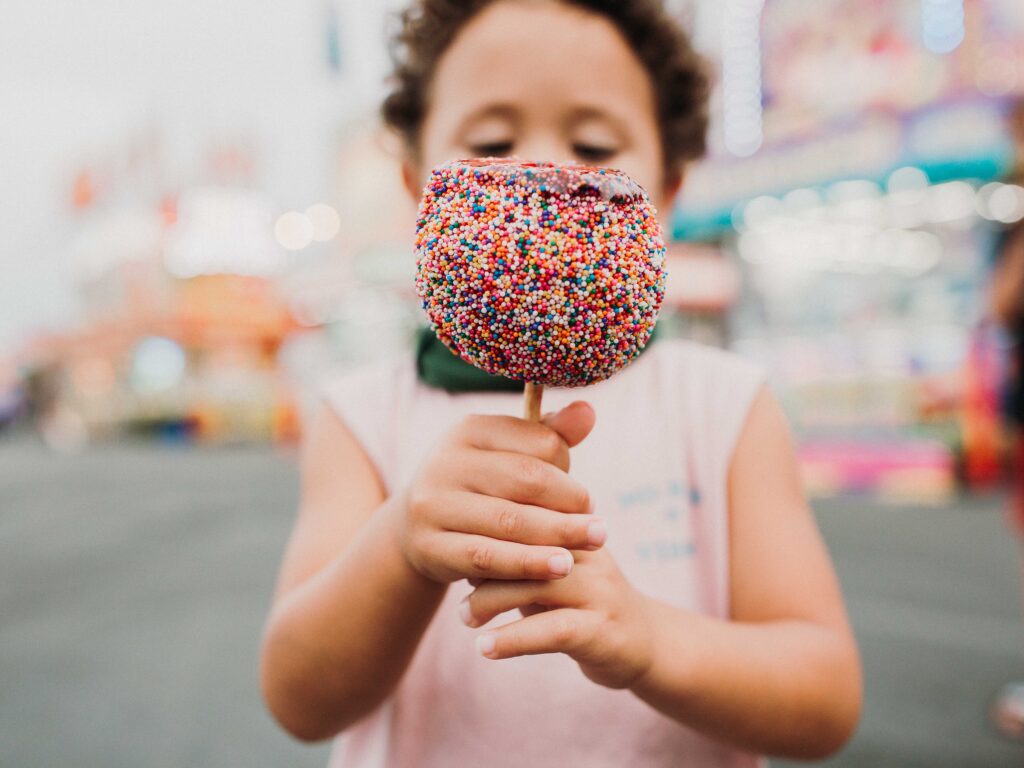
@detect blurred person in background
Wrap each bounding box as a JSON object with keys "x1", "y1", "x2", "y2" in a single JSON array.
[
  {"x1": 0, "y1": 358, "x2": 28, "y2": 433},
  {"x1": 989, "y1": 98, "x2": 1024, "y2": 740},
  {"x1": 260, "y1": 1, "x2": 861, "y2": 766}
]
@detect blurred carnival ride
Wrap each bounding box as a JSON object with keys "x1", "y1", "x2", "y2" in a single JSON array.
[
  {"x1": 16, "y1": 249, "x2": 301, "y2": 449},
  {"x1": 11, "y1": 142, "x2": 304, "y2": 448}
]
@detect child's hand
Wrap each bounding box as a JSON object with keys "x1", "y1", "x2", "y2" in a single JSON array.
[
  {"x1": 397, "y1": 402, "x2": 605, "y2": 585},
  {"x1": 459, "y1": 547, "x2": 656, "y2": 690}
]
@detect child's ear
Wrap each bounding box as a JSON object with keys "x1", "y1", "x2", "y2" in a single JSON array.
[{"x1": 401, "y1": 160, "x2": 423, "y2": 202}]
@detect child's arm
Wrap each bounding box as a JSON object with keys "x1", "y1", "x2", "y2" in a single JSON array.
[
  {"x1": 461, "y1": 389, "x2": 861, "y2": 759},
  {"x1": 631, "y1": 387, "x2": 861, "y2": 758},
  {"x1": 259, "y1": 402, "x2": 600, "y2": 741}
]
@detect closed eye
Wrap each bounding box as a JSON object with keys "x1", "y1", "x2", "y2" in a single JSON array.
[
  {"x1": 469, "y1": 141, "x2": 514, "y2": 157},
  {"x1": 573, "y1": 143, "x2": 617, "y2": 164}
]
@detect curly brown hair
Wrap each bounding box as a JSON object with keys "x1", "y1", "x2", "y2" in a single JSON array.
[{"x1": 381, "y1": 0, "x2": 710, "y2": 181}]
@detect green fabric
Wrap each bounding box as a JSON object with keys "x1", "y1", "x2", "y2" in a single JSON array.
[
  {"x1": 414, "y1": 324, "x2": 660, "y2": 393},
  {"x1": 415, "y1": 327, "x2": 524, "y2": 393}
]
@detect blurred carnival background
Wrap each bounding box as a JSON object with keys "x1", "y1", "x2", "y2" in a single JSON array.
[{"x1": 3, "y1": 0, "x2": 1024, "y2": 765}]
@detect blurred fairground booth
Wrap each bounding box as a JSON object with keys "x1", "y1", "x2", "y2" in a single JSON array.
[{"x1": 4, "y1": 0, "x2": 1024, "y2": 504}]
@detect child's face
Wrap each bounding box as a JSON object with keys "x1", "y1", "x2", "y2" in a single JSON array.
[{"x1": 408, "y1": 0, "x2": 677, "y2": 214}]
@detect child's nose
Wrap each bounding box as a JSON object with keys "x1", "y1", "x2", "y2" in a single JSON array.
[{"x1": 515, "y1": 137, "x2": 572, "y2": 166}]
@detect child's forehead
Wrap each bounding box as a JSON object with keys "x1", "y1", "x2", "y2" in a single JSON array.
[
  {"x1": 442, "y1": 1, "x2": 632, "y2": 65},
  {"x1": 431, "y1": 2, "x2": 654, "y2": 115}
]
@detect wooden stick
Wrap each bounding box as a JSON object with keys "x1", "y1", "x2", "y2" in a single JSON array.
[{"x1": 523, "y1": 382, "x2": 544, "y2": 422}]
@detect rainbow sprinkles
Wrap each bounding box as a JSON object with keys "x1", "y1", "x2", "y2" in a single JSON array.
[{"x1": 414, "y1": 158, "x2": 666, "y2": 388}]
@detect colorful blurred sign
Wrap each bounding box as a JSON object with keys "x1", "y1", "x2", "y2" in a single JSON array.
[{"x1": 675, "y1": 0, "x2": 1024, "y2": 240}]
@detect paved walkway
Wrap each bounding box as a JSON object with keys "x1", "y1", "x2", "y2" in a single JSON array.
[{"x1": 1, "y1": 436, "x2": 1022, "y2": 766}]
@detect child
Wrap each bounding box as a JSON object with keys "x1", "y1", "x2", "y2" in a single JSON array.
[{"x1": 260, "y1": 1, "x2": 862, "y2": 765}]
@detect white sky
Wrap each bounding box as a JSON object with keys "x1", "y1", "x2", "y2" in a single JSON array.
[{"x1": 0, "y1": 0, "x2": 406, "y2": 354}]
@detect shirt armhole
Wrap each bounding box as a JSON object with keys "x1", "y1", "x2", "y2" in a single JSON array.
[
  {"x1": 683, "y1": 344, "x2": 768, "y2": 620},
  {"x1": 721, "y1": 377, "x2": 768, "y2": 476},
  {"x1": 719, "y1": 365, "x2": 768, "y2": 621},
  {"x1": 317, "y1": 363, "x2": 399, "y2": 495}
]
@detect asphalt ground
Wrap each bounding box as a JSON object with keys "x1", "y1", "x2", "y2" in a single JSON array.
[{"x1": 2, "y1": 435, "x2": 1023, "y2": 767}]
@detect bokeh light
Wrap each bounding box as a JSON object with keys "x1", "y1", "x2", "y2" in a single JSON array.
[
  {"x1": 274, "y1": 211, "x2": 314, "y2": 251},
  {"x1": 722, "y1": 0, "x2": 766, "y2": 157},
  {"x1": 921, "y1": 0, "x2": 965, "y2": 54},
  {"x1": 305, "y1": 203, "x2": 341, "y2": 242},
  {"x1": 987, "y1": 184, "x2": 1024, "y2": 224},
  {"x1": 130, "y1": 337, "x2": 187, "y2": 395}
]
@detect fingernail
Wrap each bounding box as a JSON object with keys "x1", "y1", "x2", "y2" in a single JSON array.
[
  {"x1": 587, "y1": 519, "x2": 607, "y2": 548},
  {"x1": 547, "y1": 552, "x2": 573, "y2": 576},
  {"x1": 476, "y1": 633, "x2": 497, "y2": 658},
  {"x1": 587, "y1": 498, "x2": 596, "y2": 515},
  {"x1": 458, "y1": 596, "x2": 477, "y2": 627}
]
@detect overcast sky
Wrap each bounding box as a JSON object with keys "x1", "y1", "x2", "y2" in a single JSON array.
[{"x1": 0, "y1": 0, "x2": 410, "y2": 353}]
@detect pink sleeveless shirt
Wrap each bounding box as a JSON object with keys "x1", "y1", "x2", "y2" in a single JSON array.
[{"x1": 320, "y1": 340, "x2": 766, "y2": 768}]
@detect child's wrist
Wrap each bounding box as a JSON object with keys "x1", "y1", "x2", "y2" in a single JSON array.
[
  {"x1": 627, "y1": 592, "x2": 663, "y2": 692},
  {"x1": 628, "y1": 597, "x2": 700, "y2": 703},
  {"x1": 383, "y1": 495, "x2": 449, "y2": 595}
]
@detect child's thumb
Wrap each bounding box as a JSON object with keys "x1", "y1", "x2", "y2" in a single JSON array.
[{"x1": 542, "y1": 401, "x2": 596, "y2": 449}]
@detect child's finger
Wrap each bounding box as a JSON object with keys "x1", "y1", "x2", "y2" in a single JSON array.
[
  {"x1": 461, "y1": 450, "x2": 591, "y2": 514},
  {"x1": 460, "y1": 578, "x2": 576, "y2": 628},
  {"x1": 430, "y1": 532, "x2": 576, "y2": 581},
  {"x1": 456, "y1": 414, "x2": 571, "y2": 471},
  {"x1": 541, "y1": 401, "x2": 596, "y2": 449},
  {"x1": 519, "y1": 603, "x2": 548, "y2": 618},
  {"x1": 474, "y1": 608, "x2": 598, "y2": 660},
  {"x1": 439, "y1": 493, "x2": 606, "y2": 551}
]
